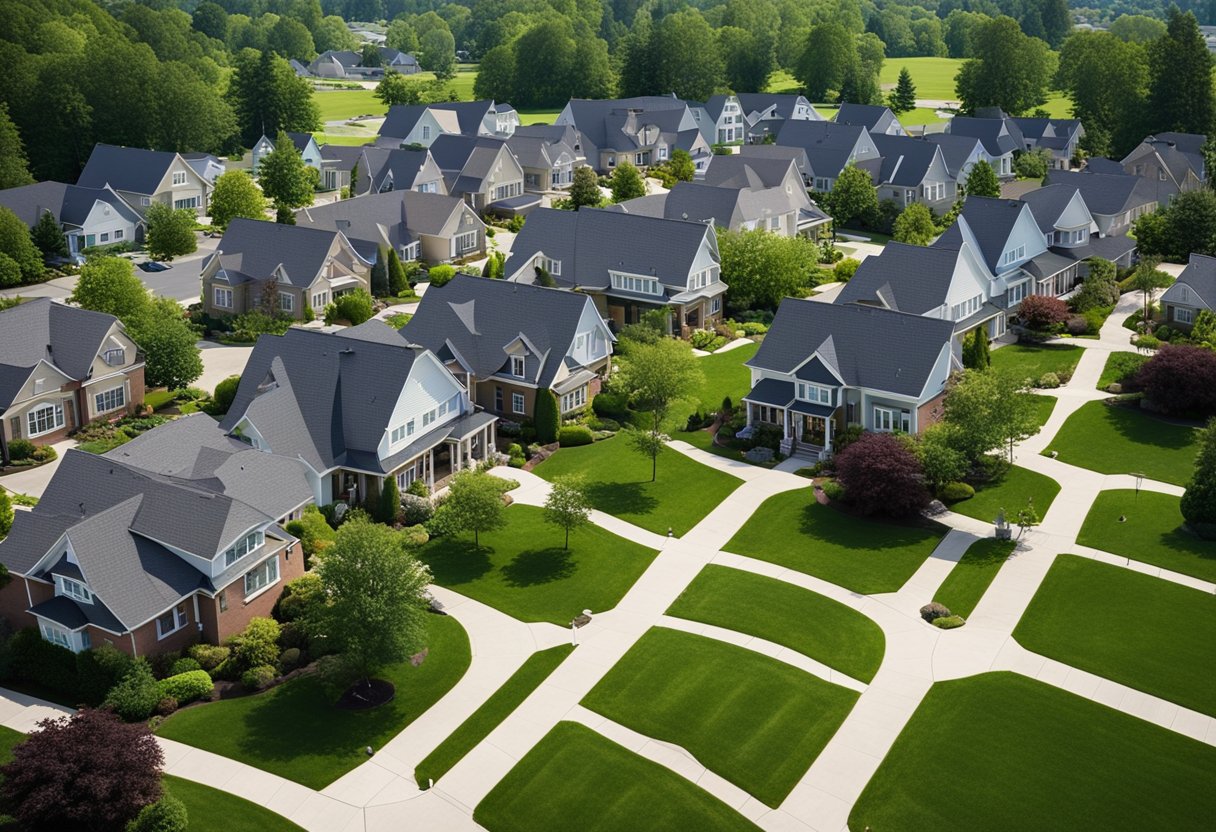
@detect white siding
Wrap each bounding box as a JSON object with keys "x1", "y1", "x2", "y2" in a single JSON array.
[
  {"x1": 567, "y1": 299, "x2": 612, "y2": 366},
  {"x1": 377, "y1": 353, "x2": 466, "y2": 460},
  {"x1": 79, "y1": 201, "x2": 139, "y2": 248}
]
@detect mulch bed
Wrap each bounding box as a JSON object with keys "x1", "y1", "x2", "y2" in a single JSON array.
[{"x1": 336, "y1": 679, "x2": 396, "y2": 711}]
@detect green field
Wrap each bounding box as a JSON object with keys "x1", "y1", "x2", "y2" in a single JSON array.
[
  {"x1": 1014, "y1": 555, "x2": 1216, "y2": 716},
  {"x1": 666, "y1": 564, "x2": 885, "y2": 682},
  {"x1": 1077, "y1": 490, "x2": 1216, "y2": 582},
  {"x1": 933, "y1": 537, "x2": 1017, "y2": 618},
  {"x1": 849, "y1": 672, "x2": 1216, "y2": 831},
  {"x1": 1045, "y1": 401, "x2": 1200, "y2": 486},
  {"x1": 474, "y1": 722, "x2": 760, "y2": 832},
  {"x1": 582, "y1": 627, "x2": 858, "y2": 807}
]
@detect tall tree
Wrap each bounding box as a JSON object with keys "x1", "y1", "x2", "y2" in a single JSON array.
[
  {"x1": 472, "y1": 45, "x2": 515, "y2": 103},
  {"x1": 375, "y1": 70, "x2": 425, "y2": 107},
  {"x1": 370, "y1": 248, "x2": 389, "y2": 297},
  {"x1": 617, "y1": 339, "x2": 704, "y2": 479},
  {"x1": 893, "y1": 203, "x2": 937, "y2": 245},
  {"x1": 128, "y1": 297, "x2": 204, "y2": 390},
  {"x1": 569, "y1": 165, "x2": 602, "y2": 209},
  {"x1": 258, "y1": 131, "x2": 318, "y2": 218},
  {"x1": 1181, "y1": 419, "x2": 1216, "y2": 529},
  {"x1": 609, "y1": 160, "x2": 646, "y2": 202},
  {"x1": 419, "y1": 27, "x2": 457, "y2": 81},
  {"x1": 650, "y1": 8, "x2": 723, "y2": 101},
  {"x1": 888, "y1": 67, "x2": 917, "y2": 114},
  {"x1": 0, "y1": 207, "x2": 44, "y2": 285},
  {"x1": 70, "y1": 257, "x2": 151, "y2": 322},
  {"x1": 31, "y1": 210, "x2": 68, "y2": 259},
  {"x1": 796, "y1": 23, "x2": 857, "y2": 101},
  {"x1": 543, "y1": 474, "x2": 592, "y2": 549},
  {"x1": 0, "y1": 104, "x2": 34, "y2": 190},
  {"x1": 717, "y1": 228, "x2": 821, "y2": 310},
  {"x1": 955, "y1": 16, "x2": 1056, "y2": 116},
  {"x1": 718, "y1": 25, "x2": 774, "y2": 92},
  {"x1": 207, "y1": 171, "x2": 267, "y2": 231},
  {"x1": 942, "y1": 369, "x2": 1039, "y2": 463},
  {"x1": 145, "y1": 204, "x2": 197, "y2": 261},
  {"x1": 617, "y1": 7, "x2": 656, "y2": 98},
  {"x1": 822, "y1": 164, "x2": 877, "y2": 227},
  {"x1": 964, "y1": 160, "x2": 1001, "y2": 198},
  {"x1": 1147, "y1": 7, "x2": 1216, "y2": 137},
  {"x1": 227, "y1": 49, "x2": 320, "y2": 148},
  {"x1": 1056, "y1": 31, "x2": 1149, "y2": 158}
]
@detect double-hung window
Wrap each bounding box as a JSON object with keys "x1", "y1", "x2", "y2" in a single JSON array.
[
  {"x1": 279, "y1": 292, "x2": 294, "y2": 313},
  {"x1": 311, "y1": 290, "x2": 328, "y2": 309},
  {"x1": 455, "y1": 231, "x2": 478, "y2": 253},
  {"x1": 156, "y1": 604, "x2": 188, "y2": 639},
  {"x1": 561, "y1": 386, "x2": 587, "y2": 412},
  {"x1": 391, "y1": 424, "x2": 408, "y2": 444},
  {"x1": 510, "y1": 355, "x2": 525, "y2": 378},
  {"x1": 512, "y1": 392, "x2": 525, "y2": 414},
  {"x1": 172, "y1": 171, "x2": 187, "y2": 186},
  {"x1": 873, "y1": 407, "x2": 895, "y2": 432},
  {"x1": 540, "y1": 257, "x2": 561, "y2": 276},
  {"x1": 60, "y1": 577, "x2": 92, "y2": 604},
  {"x1": 1007, "y1": 280, "x2": 1029, "y2": 306},
  {"x1": 244, "y1": 556, "x2": 279, "y2": 598},
  {"x1": 422, "y1": 408, "x2": 437, "y2": 427},
  {"x1": 214, "y1": 287, "x2": 233, "y2": 308},
  {"x1": 27, "y1": 402, "x2": 64, "y2": 437},
  {"x1": 797, "y1": 383, "x2": 832, "y2": 405},
  {"x1": 94, "y1": 385, "x2": 125, "y2": 414},
  {"x1": 1175, "y1": 307, "x2": 1195, "y2": 324}
]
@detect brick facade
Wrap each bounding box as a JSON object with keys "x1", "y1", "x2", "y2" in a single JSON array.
[{"x1": 917, "y1": 391, "x2": 948, "y2": 433}]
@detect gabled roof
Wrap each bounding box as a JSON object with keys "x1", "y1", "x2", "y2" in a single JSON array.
[
  {"x1": 837, "y1": 242, "x2": 971, "y2": 315},
  {"x1": 429, "y1": 100, "x2": 502, "y2": 135},
  {"x1": 835, "y1": 103, "x2": 900, "y2": 133},
  {"x1": 503, "y1": 207, "x2": 712, "y2": 292},
  {"x1": 0, "y1": 181, "x2": 70, "y2": 227},
  {"x1": 285, "y1": 132, "x2": 316, "y2": 154},
  {"x1": 775, "y1": 120, "x2": 869, "y2": 179},
  {"x1": 1020, "y1": 183, "x2": 1084, "y2": 234},
  {"x1": 505, "y1": 133, "x2": 577, "y2": 170},
  {"x1": 1129, "y1": 133, "x2": 1208, "y2": 184},
  {"x1": 1170, "y1": 253, "x2": 1216, "y2": 308},
  {"x1": 561, "y1": 96, "x2": 692, "y2": 150},
  {"x1": 748, "y1": 299, "x2": 955, "y2": 398},
  {"x1": 429, "y1": 134, "x2": 517, "y2": 193},
  {"x1": 942, "y1": 196, "x2": 1034, "y2": 272},
  {"x1": 922, "y1": 133, "x2": 984, "y2": 179},
  {"x1": 211, "y1": 218, "x2": 347, "y2": 288},
  {"x1": 735, "y1": 93, "x2": 817, "y2": 121},
  {"x1": 319, "y1": 144, "x2": 365, "y2": 168},
  {"x1": 870, "y1": 134, "x2": 943, "y2": 186},
  {"x1": 946, "y1": 117, "x2": 1023, "y2": 157},
  {"x1": 0, "y1": 299, "x2": 125, "y2": 407},
  {"x1": 379, "y1": 104, "x2": 432, "y2": 140},
  {"x1": 737, "y1": 144, "x2": 811, "y2": 172},
  {"x1": 1010, "y1": 117, "x2": 1082, "y2": 142},
  {"x1": 513, "y1": 123, "x2": 583, "y2": 148},
  {"x1": 703, "y1": 155, "x2": 799, "y2": 189},
  {"x1": 612, "y1": 181, "x2": 795, "y2": 230},
  {"x1": 1043, "y1": 169, "x2": 1169, "y2": 216},
  {"x1": 296, "y1": 189, "x2": 468, "y2": 259},
  {"x1": 359, "y1": 146, "x2": 435, "y2": 193},
  {"x1": 77, "y1": 144, "x2": 182, "y2": 195},
  {"x1": 219, "y1": 328, "x2": 431, "y2": 474},
  {"x1": 401, "y1": 274, "x2": 606, "y2": 388}
]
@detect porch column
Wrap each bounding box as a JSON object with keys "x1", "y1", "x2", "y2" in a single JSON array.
[
  {"x1": 453, "y1": 440, "x2": 462, "y2": 472},
  {"x1": 427, "y1": 449, "x2": 435, "y2": 490},
  {"x1": 824, "y1": 417, "x2": 833, "y2": 452},
  {"x1": 783, "y1": 409, "x2": 791, "y2": 439},
  {"x1": 487, "y1": 424, "x2": 496, "y2": 456}
]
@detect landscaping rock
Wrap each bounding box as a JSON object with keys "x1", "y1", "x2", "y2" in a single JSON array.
[
  {"x1": 744, "y1": 446, "x2": 774, "y2": 463},
  {"x1": 920, "y1": 602, "x2": 951, "y2": 623}
]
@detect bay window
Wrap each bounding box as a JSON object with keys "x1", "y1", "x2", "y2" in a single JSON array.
[
  {"x1": 244, "y1": 555, "x2": 279, "y2": 598},
  {"x1": 27, "y1": 402, "x2": 64, "y2": 437}
]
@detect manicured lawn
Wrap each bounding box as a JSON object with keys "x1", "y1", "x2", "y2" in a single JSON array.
[
  {"x1": 1097, "y1": 351, "x2": 1149, "y2": 390},
  {"x1": 724, "y1": 489, "x2": 945, "y2": 594},
  {"x1": 1014, "y1": 555, "x2": 1216, "y2": 716},
  {"x1": 1029, "y1": 393, "x2": 1057, "y2": 429},
  {"x1": 516, "y1": 109, "x2": 561, "y2": 125},
  {"x1": 415, "y1": 644, "x2": 574, "y2": 785},
  {"x1": 144, "y1": 389, "x2": 176, "y2": 411},
  {"x1": 947, "y1": 465, "x2": 1060, "y2": 525},
  {"x1": 312, "y1": 87, "x2": 384, "y2": 121},
  {"x1": 534, "y1": 434, "x2": 742, "y2": 537},
  {"x1": 157, "y1": 614, "x2": 470, "y2": 789},
  {"x1": 693, "y1": 341, "x2": 760, "y2": 413},
  {"x1": 666, "y1": 564, "x2": 884, "y2": 682},
  {"x1": 849, "y1": 672, "x2": 1216, "y2": 831},
  {"x1": 1045, "y1": 400, "x2": 1200, "y2": 485},
  {"x1": 989, "y1": 343, "x2": 1084, "y2": 384},
  {"x1": 418, "y1": 505, "x2": 657, "y2": 624},
  {"x1": 879, "y1": 57, "x2": 964, "y2": 99},
  {"x1": 1077, "y1": 490, "x2": 1216, "y2": 583},
  {"x1": 314, "y1": 132, "x2": 373, "y2": 146},
  {"x1": 932, "y1": 538, "x2": 1016, "y2": 618},
  {"x1": 583, "y1": 628, "x2": 857, "y2": 807},
  {"x1": 474, "y1": 722, "x2": 760, "y2": 832}
]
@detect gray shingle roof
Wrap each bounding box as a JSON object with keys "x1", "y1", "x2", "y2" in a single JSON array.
[
  {"x1": 285, "y1": 132, "x2": 315, "y2": 154},
  {"x1": 837, "y1": 242, "x2": 967, "y2": 315},
  {"x1": 735, "y1": 94, "x2": 811, "y2": 121},
  {"x1": 561, "y1": 97, "x2": 690, "y2": 151},
  {"x1": 870, "y1": 134, "x2": 941, "y2": 186},
  {"x1": 775, "y1": 120, "x2": 868, "y2": 180},
  {"x1": 1043, "y1": 169, "x2": 1169, "y2": 216},
  {"x1": 428, "y1": 134, "x2": 513, "y2": 192},
  {"x1": 212, "y1": 218, "x2": 349, "y2": 288},
  {"x1": 401, "y1": 274, "x2": 604, "y2": 388},
  {"x1": 614, "y1": 181, "x2": 793, "y2": 230},
  {"x1": 947, "y1": 196, "x2": 1030, "y2": 272},
  {"x1": 358, "y1": 146, "x2": 436, "y2": 193},
  {"x1": 835, "y1": 103, "x2": 898, "y2": 132},
  {"x1": 0, "y1": 182, "x2": 138, "y2": 230},
  {"x1": 0, "y1": 299, "x2": 125, "y2": 407},
  {"x1": 703, "y1": 155, "x2": 797, "y2": 189},
  {"x1": 946, "y1": 117, "x2": 1022, "y2": 157},
  {"x1": 320, "y1": 144, "x2": 365, "y2": 168},
  {"x1": 748, "y1": 298, "x2": 955, "y2": 398},
  {"x1": 429, "y1": 101, "x2": 498, "y2": 135},
  {"x1": 1019, "y1": 183, "x2": 1081, "y2": 234},
  {"x1": 1173, "y1": 253, "x2": 1216, "y2": 308},
  {"x1": 295, "y1": 190, "x2": 466, "y2": 260},
  {"x1": 922, "y1": 133, "x2": 983, "y2": 179},
  {"x1": 219, "y1": 328, "x2": 430, "y2": 474},
  {"x1": 379, "y1": 104, "x2": 429, "y2": 140},
  {"x1": 1010, "y1": 117, "x2": 1082, "y2": 142},
  {"x1": 77, "y1": 144, "x2": 179, "y2": 195}
]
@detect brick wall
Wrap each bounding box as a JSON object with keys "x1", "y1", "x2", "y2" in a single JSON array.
[
  {"x1": 917, "y1": 391, "x2": 947, "y2": 434},
  {"x1": 208, "y1": 543, "x2": 304, "y2": 644}
]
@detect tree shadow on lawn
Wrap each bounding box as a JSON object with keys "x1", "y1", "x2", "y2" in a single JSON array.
[
  {"x1": 418, "y1": 539, "x2": 493, "y2": 585},
  {"x1": 1100, "y1": 402, "x2": 1200, "y2": 451},
  {"x1": 501, "y1": 547, "x2": 576, "y2": 587},
  {"x1": 798, "y1": 502, "x2": 943, "y2": 550},
  {"x1": 1158, "y1": 527, "x2": 1216, "y2": 563},
  {"x1": 584, "y1": 481, "x2": 659, "y2": 519},
  {"x1": 234, "y1": 675, "x2": 376, "y2": 768}
]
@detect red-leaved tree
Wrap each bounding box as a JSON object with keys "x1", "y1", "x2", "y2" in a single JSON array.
[
  {"x1": 1, "y1": 708, "x2": 163, "y2": 832},
  {"x1": 1016, "y1": 295, "x2": 1070, "y2": 331},
  {"x1": 833, "y1": 432, "x2": 930, "y2": 517},
  {"x1": 1135, "y1": 344, "x2": 1216, "y2": 417}
]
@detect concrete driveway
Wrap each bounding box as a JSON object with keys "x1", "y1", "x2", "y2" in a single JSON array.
[
  {"x1": 196, "y1": 341, "x2": 253, "y2": 394},
  {"x1": 0, "y1": 438, "x2": 77, "y2": 501}
]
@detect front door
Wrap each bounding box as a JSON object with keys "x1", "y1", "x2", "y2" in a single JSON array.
[{"x1": 801, "y1": 415, "x2": 826, "y2": 447}]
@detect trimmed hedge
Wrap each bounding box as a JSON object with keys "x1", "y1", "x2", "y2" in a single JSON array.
[
  {"x1": 558, "y1": 425, "x2": 594, "y2": 447},
  {"x1": 158, "y1": 670, "x2": 215, "y2": 705},
  {"x1": 939, "y1": 482, "x2": 975, "y2": 503}
]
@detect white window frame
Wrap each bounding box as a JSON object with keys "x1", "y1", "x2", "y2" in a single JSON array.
[
  {"x1": 561, "y1": 386, "x2": 587, "y2": 412},
  {"x1": 512, "y1": 392, "x2": 526, "y2": 414},
  {"x1": 59, "y1": 576, "x2": 93, "y2": 604},
  {"x1": 1174, "y1": 306, "x2": 1195, "y2": 324},
  {"x1": 873, "y1": 406, "x2": 895, "y2": 432},
  {"x1": 156, "y1": 604, "x2": 188, "y2": 640},
  {"x1": 1007, "y1": 280, "x2": 1029, "y2": 306},
  {"x1": 103, "y1": 347, "x2": 125, "y2": 366},
  {"x1": 422, "y1": 408, "x2": 437, "y2": 427},
  {"x1": 243, "y1": 555, "x2": 280, "y2": 599},
  {"x1": 395, "y1": 459, "x2": 423, "y2": 490},
  {"x1": 311, "y1": 290, "x2": 329, "y2": 309},
  {"x1": 172, "y1": 171, "x2": 187, "y2": 186},
  {"x1": 41, "y1": 622, "x2": 74, "y2": 651},
  {"x1": 391, "y1": 424, "x2": 407, "y2": 444},
  {"x1": 797, "y1": 383, "x2": 832, "y2": 405},
  {"x1": 279, "y1": 291, "x2": 294, "y2": 313},
  {"x1": 510, "y1": 355, "x2": 525, "y2": 378},
  {"x1": 455, "y1": 231, "x2": 478, "y2": 254},
  {"x1": 27, "y1": 402, "x2": 64, "y2": 437},
  {"x1": 610, "y1": 272, "x2": 662, "y2": 296},
  {"x1": 173, "y1": 196, "x2": 199, "y2": 210},
  {"x1": 141, "y1": 197, "x2": 151, "y2": 206},
  {"x1": 223, "y1": 530, "x2": 264, "y2": 568},
  {"x1": 711, "y1": 296, "x2": 722, "y2": 314},
  {"x1": 214, "y1": 287, "x2": 233, "y2": 308},
  {"x1": 94, "y1": 385, "x2": 126, "y2": 414},
  {"x1": 540, "y1": 256, "x2": 562, "y2": 276}
]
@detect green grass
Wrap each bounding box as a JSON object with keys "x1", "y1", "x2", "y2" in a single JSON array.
[
  {"x1": 1029, "y1": 392, "x2": 1057, "y2": 429},
  {"x1": 418, "y1": 505, "x2": 657, "y2": 624},
  {"x1": 692, "y1": 340, "x2": 760, "y2": 413},
  {"x1": 1014, "y1": 555, "x2": 1216, "y2": 717},
  {"x1": 474, "y1": 722, "x2": 760, "y2": 832},
  {"x1": 533, "y1": 434, "x2": 742, "y2": 537},
  {"x1": 932, "y1": 538, "x2": 1017, "y2": 618},
  {"x1": 582, "y1": 628, "x2": 858, "y2": 807},
  {"x1": 157, "y1": 614, "x2": 470, "y2": 789},
  {"x1": 1097, "y1": 351, "x2": 1150, "y2": 390},
  {"x1": 415, "y1": 644, "x2": 575, "y2": 785},
  {"x1": 725, "y1": 489, "x2": 945, "y2": 594},
  {"x1": 989, "y1": 343, "x2": 1084, "y2": 384},
  {"x1": 848, "y1": 672, "x2": 1216, "y2": 831},
  {"x1": 144, "y1": 389, "x2": 176, "y2": 411},
  {"x1": 314, "y1": 132, "x2": 373, "y2": 146},
  {"x1": 312, "y1": 87, "x2": 383, "y2": 122},
  {"x1": 666, "y1": 564, "x2": 884, "y2": 682},
  {"x1": 1045, "y1": 400, "x2": 1200, "y2": 485},
  {"x1": 947, "y1": 465, "x2": 1060, "y2": 525},
  {"x1": 878, "y1": 57, "x2": 964, "y2": 100},
  {"x1": 516, "y1": 109, "x2": 561, "y2": 125},
  {"x1": 1077, "y1": 490, "x2": 1216, "y2": 583}
]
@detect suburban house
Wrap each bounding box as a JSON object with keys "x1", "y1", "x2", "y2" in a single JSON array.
[
  {"x1": 944, "y1": 116, "x2": 1022, "y2": 178},
  {"x1": 1009, "y1": 116, "x2": 1084, "y2": 169},
  {"x1": 0, "y1": 416, "x2": 312, "y2": 656},
  {"x1": 504, "y1": 207, "x2": 726, "y2": 337},
  {"x1": 1160, "y1": 253, "x2": 1216, "y2": 330},
  {"x1": 687, "y1": 154, "x2": 831, "y2": 237},
  {"x1": 506, "y1": 125, "x2": 584, "y2": 192},
  {"x1": 0, "y1": 300, "x2": 145, "y2": 463},
  {"x1": 295, "y1": 189, "x2": 486, "y2": 264},
  {"x1": 221, "y1": 326, "x2": 497, "y2": 504},
  {"x1": 428, "y1": 134, "x2": 528, "y2": 213},
  {"x1": 555, "y1": 97, "x2": 712, "y2": 173},
  {"x1": 399, "y1": 275, "x2": 615, "y2": 420},
  {"x1": 835, "y1": 103, "x2": 906, "y2": 136},
  {"x1": 611, "y1": 178, "x2": 830, "y2": 238},
  {"x1": 250, "y1": 132, "x2": 344, "y2": 189},
  {"x1": 76, "y1": 143, "x2": 211, "y2": 216},
  {"x1": 1120, "y1": 132, "x2": 1208, "y2": 193},
  {"x1": 1043, "y1": 168, "x2": 1166, "y2": 237},
  {"x1": 869, "y1": 134, "x2": 957, "y2": 212},
  {"x1": 378, "y1": 101, "x2": 519, "y2": 147},
  {"x1": 688, "y1": 94, "x2": 746, "y2": 145},
  {"x1": 737, "y1": 144, "x2": 813, "y2": 184},
  {"x1": 735, "y1": 93, "x2": 823, "y2": 143},
  {"x1": 354, "y1": 146, "x2": 447, "y2": 196},
  {"x1": 923, "y1": 133, "x2": 990, "y2": 186},
  {"x1": 430, "y1": 101, "x2": 519, "y2": 138},
  {"x1": 317, "y1": 143, "x2": 363, "y2": 192},
  {"x1": 775, "y1": 120, "x2": 882, "y2": 192},
  {"x1": 742, "y1": 299, "x2": 958, "y2": 461},
  {"x1": 200, "y1": 219, "x2": 371, "y2": 320},
  {"x1": 182, "y1": 153, "x2": 225, "y2": 187},
  {"x1": 1021, "y1": 183, "x2": 1137, "y2": 268},
  {"x1": 308, "y1": 47, "x2": 419, "y2": 79},
  {"x1": 0, "y1": 181, "x2": 144, "y2": 259}
]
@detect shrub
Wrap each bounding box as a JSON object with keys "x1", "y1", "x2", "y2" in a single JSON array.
[
  {"x1": 558, "y1": 425, "x2": 594, "y2": 447},
  {"x1": 169, "y1": 657, "x2": 201, "y2": 676},
  {"x1": 833, "y1": 424, "x2": 865, "y2": 454},
  {"x1": 279, "y1": 647, "x2": 303, "y2": 672},
  {"x1": 156, "y1": 696, "x2": 179, "y2": 717},
  {"x1": 1135, "y1": 344, "x2": 1216, "y2": 417},
  {"x1": 127, "y1": 791, "x2": 189, "y2": 832},
  {"x1": 932, "y1": 615, "x2": 966, "y2": 629},
  {"x1": 534, "y1": 389, "x2": 560, "y2": 444},
  {"x1": 1132, "y1": 333, "x2": 1160, "y2": 350},
  {"x1": 820, "y1": 480, "x2": 845, "y2": 501},
  {"x1": 6, "y1": 438, "x2": 36, "y2": 461},
  {"x1": 186, "y1": 643, "x2": 229, "y2": 673},
  {"x1": 939, "y1": 481, "x2": 975, "y2": 502},
  {"x1": 275, "y1": 574, "x2": 323, "y2": 628},
  {"x1": 6, "y1": 628, "x2": 77, "y2": 695},
  {"x1": 324, "y1": 290, "x2": 374, "y2": 326},
  {"x1": 1071, "y1": 258, "x2": 1119, "y2": 311},
  {"x1": 1082, "y1": 307, "x2": 1108, "y2": 334},
  {"x1": 104, "y1": 659, "x2": 161, "y2": 722},
  {"x1": 406, "y1": 478, "x2": 430, "y2": 498},
  {"x1": 377, "y1": 473, "x2": 401, "y2": 524},
  {"x1": 241, "y1": 664, "x2": 277, "y2": 691},
  {"x1": 427, "y1": 264, "x2": 456, "y2": 287},
  {"x1": 833, "y1": 432, "x2": 930, "y2": 517},
  {"x1": 739, "y1": 321, "x2": 768, "y2": 335},
  {"x1": 158, "y1": 670, "x2": 214, "y2": 705},
  {"x1": 211, "y1": 375, "x2": 241, "y2": 415},
  {"x1": 920, "y1": 602, "x2": 951, "y2": 622},
  {"x1": 1036, "y1": 372, "x2": 1061, "y2": 389},
  {"x1": 75, "y1": 644, "x2": 132, "y2": 706},
  {"x1": 284, "y1": 505, "x2": 336, "y2": 562},
  {"x1": 400, "y1": 492, "x2": 434, "y2": 525},
  {"x1": 1017, "y1": 294, "x2": 1070, "y2": 331},
  {"x1": 833, "y1": 258, "x2": 860, "y2": 282},
  {"x1": 228, "y1": 618, "x2": 281, "y2": 673},
  {"x1": 1181, "y1": 419, "x2": 1216, "y2": 528},
  {"x1": 592, "y1": 392, "x2": 629, "y2": 420},
  {"x1": 1065, "y1": 315, "x2": 1088, "y2": 335}
]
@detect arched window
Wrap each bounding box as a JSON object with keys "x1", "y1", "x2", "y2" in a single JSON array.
[{"x1": 27, "y1": 402, "x2": 64, "y2": 437}]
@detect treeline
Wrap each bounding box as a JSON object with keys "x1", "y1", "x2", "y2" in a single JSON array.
[{"x1": 1072, "y1": 0, "x2": 1215, "y2": 25}]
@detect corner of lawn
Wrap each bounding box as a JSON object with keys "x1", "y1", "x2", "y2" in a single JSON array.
[
  {"x1": 1043, "y1": 400, "x2": 1200, "y2": 486},
  {"x1": 1077, "y1": 489, "x2": 1216, "y2": 583}
]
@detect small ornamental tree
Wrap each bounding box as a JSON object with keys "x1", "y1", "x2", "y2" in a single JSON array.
[
  {"x1": 69, "y1": 256, "x2": 150, "y2": 322},
  {"x1": 1, "y1": 708, "x2": 164, "y2": 832},
  {"x1": 258, "y1": 130, "x2": 318, "y2": 218},
  {"x1": 324, "y1": 290, "x2": 374, "y2": 325},
  {"x1": 1070, "y1": 257, "x2": 1119, "y2": 311},
  {"x1": 145, "y1": 204, "x2": 197, "y2": 261},
  {"x1": 963, "y1": 160, "x2": 1000, "y2": 198},
  {"x1": 892, "y1": 203, "x2": 937, "y2": 246},
  {"x1": 823, "y1": 164, "x2": 877, "y2": 228},
  {"x1": 1013, "y1": 148, "x2": 1050, "y2": 180},
  {"x1": 569, "y1": 165, "x2": 602, "y2": 210},
  {"x1": 666, "y1": 148, "x2": 695, "y2": 182},
  {"x1": 378, "y1": 474, "x2": 401, "y2": 525},
  {"x1": 917, "y1": 423, "x2": 968, "y2": 491},
  {"x1": 617, "y1": 339, "x2": 704, "y2": 480},
  {"x1": 1181, "y1": 419, "x2": 1216, "y2": 531},
  {"x1": 833, "y1": 432, "x2": 930, "y2": 517},
  {"x1": 543, "y1": 474, "x2": 592, "y2": 549},
  {"x1": 609, "y1": 160, "x2": 646, "y2": 202},
  {"x1": 534, "y1": 389, "x2": 560, "y2": 444},
  {"x1": 962, "y1": 328, "x2": 990, "y2": 370},
  {"x1": 943, "y1": 369, "x2": 1040, "y2": 463},
  {"x1": 386, "y1": 248, "x2": 410, "y2": 295},
  {"x1": 1017, "y1": 294, "x2": 1070, "y2": 331},
  {"x1": 31, "y1": 210, "x2": 68, "y2": 259},
  {"x1": 370, "y1": 249, "x2": 389, "y2": 297},
  {"x1": 1128, "y1": 260, "x2": 1174, "y2": 324},
  {"x1": 1134, "y1": 344, "x2": 1216, "y2": 417},
  {"x1": 431, "y1": 469, "x2": 508, "y2": 547}
]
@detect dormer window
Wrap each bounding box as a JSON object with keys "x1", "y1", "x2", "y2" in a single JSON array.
[
  {"x1": 796, "y1": 383, "x2": 832, "y2": 405},
  {"x1": 511, "y1": 355, "x2": 525, "y2": 378},
  {"x1": 1001, "y1": 245, "x2": 1026, "y2": 266},
  {"x1": 59, "y1": 576, "x2": 93, "y2": 604},
  {"x1": 103, "y1": 347, "x2": 126, "y2": 366},
  {"x1": 223, "y1": 530, "x2": 264, "y2": 567}
]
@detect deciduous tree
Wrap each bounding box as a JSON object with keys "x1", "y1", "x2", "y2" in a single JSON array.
[
  {"x1": 1147, "y1": 7, "x2": 1216, "y2": 138},
  {"x1": 419, "y1": 27, "x2": 456, "y2": 81},
  {"x1": 0, "y1": 207, "x2": 44, "y2": 285},
  {"x1": 942, "y1": 369, "x2": 1040, "y2": 463},
  {"x1": 822, "y1": 164, "x2": 877, "y2": 228},
  {"x1": 796, "y1": 22, "x2": 857, "y2": 102},
  {"x1": 207, "y1": 171, "x2": 266, "y2": 231},
  {"x1": 430, "y1": 469, "x2": 509, "y2": 546},
  {"x1": 145, "y1": 204, "x2": 197, "y2": 261},
  {"x1": 375, "y1": 70, "x2": 425, "y2": 107},
  {"x1": 717, "y1": 228, "x2": 821, "y2": 311},
  {"x1": 70, "y1": 257, "x2": 150, "y2": 321},
  {"x1": 128, "y1": 297, "x2": 204, "y2": 390},
  {"x1": 543, "y1": 474, "x2": 591, "y2": 549},
  {"x1": 1135, "y1": 345, "x2": 1216, "y2": 418},
  {"x1": 893, "y1": 202, "x2": 937, "y2": 245},
  {"x1": 963, "y1": 160, "x2": 1000, "y2": 198},
  {"x1": 609, "y1": 160, "x2": 646, "y2": 202},
  {"x1": 1181, "y1": 419, "x2": 1216, "y2": 530},
  {"x1": 617, "y1": 339, "x2": 704, "y2": 479},
  {"x1": 833, "y1": 432, "x2": 929, "y2": 517},
  {"x1": 258, "y1": 131, "x2": 318, "y2": 217},
  {"x1": 0, "y1": 104, "x2": 34, "y2": 190},
  {"x1": 955, "y1": 16, "x2": 1056, "y2": 116}
]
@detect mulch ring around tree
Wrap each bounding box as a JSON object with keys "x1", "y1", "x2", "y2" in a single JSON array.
[{"x1": 337, "y1": 678, "x2": 396, "y2": 710}]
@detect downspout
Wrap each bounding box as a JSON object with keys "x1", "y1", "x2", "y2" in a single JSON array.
[{"x1": 129, "y1": 631, "x2": 139, "y2": 658}]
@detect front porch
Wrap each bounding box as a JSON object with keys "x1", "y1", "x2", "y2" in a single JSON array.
[{"x1": 742, "y1": 379, "x2": 838, "y2": 461}]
